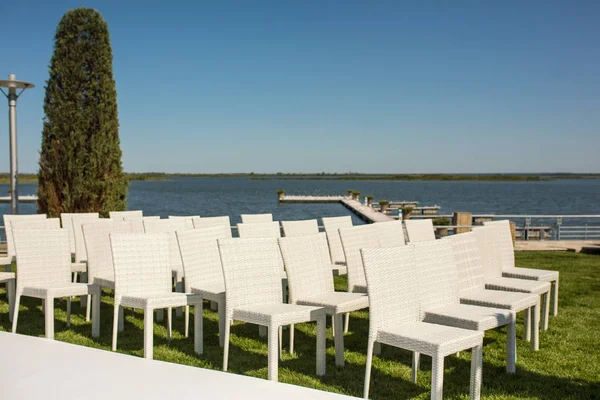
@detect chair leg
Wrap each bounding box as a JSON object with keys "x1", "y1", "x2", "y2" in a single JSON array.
[
  {"x1": 223, "y1": 317, "x2": 232, "y2": 371},
  {"x1": 523, "y1": 306, "x2": 531, "y2": 341},
  {"x1": 184, "y1": 305, "x2": 190, "y2": 338},
  {"x1": 80, "y1": 272, "x2": 88, "y2": 315},
  {"x1": 363, "y1": 338, "x2": 375, "y2": 399},
  {"x1": 531, "y1": 302, "x2": 540, "y2": 351},
  {"x1": 412, "y1": 352, "x2": 420, "y2": 383},
  {"x1": 167, "y1": 308, "x2": 172, "y2": 341},
  {"x1": 344, "y1": 312, "x2": 350, "y2": 333},
  {"x1": 118, "y1": 306, "x2": 125, "y2": 332},
  {"x1": 45, "y1": 297, "x2": 55, "y2": 340},
  {"x1": 175, "y1": 278, "x2": 183, "y2": 317},
  {"x1": 542, "y1": 291, "x2": 550, "y2": 331},
  {"x1": 470, "y1": 344, "x2": 483, "y2": 400},
  {"x1": 506, "y1": 321, "x2": 516, "y2": 373},
  {"x1": 289, "y1": 324, "x2": 295, "y2": 355},
  {"x1": 316, "y1": 315, "x2": 326, "y2": 377},
  {"x1": 91, "y1": 290, "x2": 100, "y2": 338},
  {"x1": 268, "y1": 324, "x2": 280, "y2": 381},
  {"x1": 144, "y1": 307, "x2": 154, "y2": 359},
  {"x1": 7, "y1": 279, "x2": 15, "y2": 323},
  {"x1": 278, "y1": 326, "x2": 283, "y2": 359},
  {"x1": 66, "y1": 298, "x2": 71, "y2": 327},
  {"x1": 431, "y1": 353, "x2": 445, "y2": 400},
  {"x1": 85, "y1": 294, "x2": 91, "y2": 322},
  {"x1": 334, "y1": 314, "x2": 345, "y2": 367},
  {"x1": 11, "y1": 294, "x2": 21, "y2": 333},
  {"x1": 551, "y1": 279, "x2": 558, "y2": 316},
  {"x1": 112, "y1": 303, "x2": 120, "y2": 351},
  {"x1": 218, "y1": 302, "x2": 225, "y2": 347},
  {"x1": 194, "y1": 301, "x2": 203, "y2": 355}
]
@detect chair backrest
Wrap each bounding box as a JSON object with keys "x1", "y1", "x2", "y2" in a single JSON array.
[
  {"x1": 472, "y1": 226, "x2": 504, "y2": 279},
  {"x1": 339, "y1": 224, "x2": 380, "y2": 292},
  {"x1": 71, "y1": 213, "x2": 101, "y2": 263},
  {"x1": 143, "y1": 218, "x2": 188, "y2": 273},
  {"x1": 109, "y1": 210, "x2": 143, "y2": 221},
  {"x1": 240, "y1": 213, "x2": 273, "y2": 224},
  {"x1": 3, "y1": 214, "x2": 46, "y2": 261},
  {"x1": 237, "y1": 222, "x2": 281, "y2": 238},
  {"x1": 11, "y1": 218, "x2": 60, "y2": 230},
  {"x1": 281, "y1": 219, "x2": 319, "y2": 237},
  {"x1": 373, "y1": 220, "x2": 406, "y2": 247},
  {"x1": 444, "y1": 232, "x2": 485, "y2": 296},
  {"x1": 176, "y1": 225, "x2": 232, "y2": 292},
  {"x1": 83, "y1": 220, "x2": 135, "y2": 283},
  {"x1": 61, "y1": 213, "x2": 98, "y2": 254},
  {"x1": 169, "y1": 215, "x2": 200, "y2": 230},
  {"x1": 123, "y1": 216, "x2": 159, "y2": 233},
  {"x1": 413, "y1": 240, "x2": 460, "y2": 316},
  {"x1": 110, "y1": 233, "x2": 172, "y2": 299},
  {"x1": 218, "y1": 237, "x2": 283, "y2": 315},
  {"x1": 13, "y1": 229, "x2": 72, "y2": 289},
  {"x1": 404, "y1": 219, "x2": 436, "y2": 243},
  {"x1": 278, "y1": 233, "x2": 334, "y2": 303},
  {"x1": 193, "y1": 215, "x2": 231, "y2": 230},
  {"x1": 361, "y1": 246, "x2": 419, "y2": 335},
  {"x1": 483, "y1": 220, "x2": 515, "y2": 269},
  {"x1": 321, "y1": 216, "x2": 353, "y2": 264}
]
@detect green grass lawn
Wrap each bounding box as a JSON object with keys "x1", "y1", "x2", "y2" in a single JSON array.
[{"x1": 1, "y1": 251, "x2": 599, "y2": 399}]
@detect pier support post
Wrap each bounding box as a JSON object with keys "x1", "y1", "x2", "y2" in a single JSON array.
[
  {"x1": 453, "y1": 212, "x2": 472, "y2": 234},
  {"x1": 509, "y1": 221, "x2": 517, "y2": 243}
]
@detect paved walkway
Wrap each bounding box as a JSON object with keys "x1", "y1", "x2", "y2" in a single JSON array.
[{"x1": 514, "y1": 240, "x2": 600, "y2": 252}]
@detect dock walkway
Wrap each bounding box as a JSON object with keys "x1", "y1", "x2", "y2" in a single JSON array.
[{"x1": 280, "y1": 195, "x2": 394, "y2": 223}]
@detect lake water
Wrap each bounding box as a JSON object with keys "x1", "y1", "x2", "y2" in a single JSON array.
[{"x1": 2, "y1": 178, "x2": 599, "y2": 227}]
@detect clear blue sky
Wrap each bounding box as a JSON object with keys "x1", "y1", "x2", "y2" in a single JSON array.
[{"x1": 1, "y1": 1, "x2": 599, "y2": 174}]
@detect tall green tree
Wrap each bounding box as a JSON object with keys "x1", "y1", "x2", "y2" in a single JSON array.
[{"x1": 38, "y1": 8, "x2": 127, "y2": 217}]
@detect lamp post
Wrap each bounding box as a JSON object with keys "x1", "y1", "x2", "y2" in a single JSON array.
[{"x1": 0, "y1": 74, "x2": 35, "y2": 214}]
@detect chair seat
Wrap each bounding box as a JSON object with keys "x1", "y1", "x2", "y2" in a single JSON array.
[
  {"x1": 0, "y1": 272, "x2": 15, "y2": 283},
  {"x1": 502, "y1": 267, "x2": 559, "y2": 282},
  {"x1": 233, "y1": 303, "x2": 325, "y2": 327},
  {"x1": 120, "y1": 292, "x2": 203, "y2": 309},
  {"x1": 378, "y1": 321, "x2": 483, "y2": 357},
  {"x1": 461, "y1": 289, "x2": 539, "y2": 312},
  {"x1": 71, "y1": 262, "x2": 87, "y2": 273},
  {"x1": 486, "y1": 277, "x2": 551, "y2": 295},
  {"x1": 190, "y1": 283, "x2": 225, "y2": 303},
  {"x1": 331, "y1": 264, "x2": 347, "y2": 276},
  {"x1": 298, "y1": 292, "x2": 369, "y2": 314},
  {"x1": 22, "y1": 283, "x2": 99, "y2": 299},
  {"x1": 92, "y1": 275, "x2": 115, "y2": 289},
  {"x1": 424, "y1": 303, "x2": 515, "y2": 331},
  {"x1": 0, "y1": 256, "x2": 11, "y2": 266}
]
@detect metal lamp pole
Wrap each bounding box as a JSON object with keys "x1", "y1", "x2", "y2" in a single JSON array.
[{"x1": 0, "y1": 74, "x2": 35, "y2": 214}]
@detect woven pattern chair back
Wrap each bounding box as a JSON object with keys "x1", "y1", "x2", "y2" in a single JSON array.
[
  {"x1": 444, "y1": 232, "x2": 485, "y2": 296},
  {"x1": 169, "y1": 215, "x2": 200, "y2": 230},
  {"x1": 278, "y1": 233, "x2": 334, "y2": 303},
  {"x1": 218, "y1": 237, "x2": 283, "y2": 314},
  {"x1": 61, "y1": 213, "x2": 98, "y2": 254},
  {"x1": 110, "y1": 233, "x2": 171, "y2": 299},
  {"x1": 83, "y1": 221, "x2": 134, "y2": 282},
  {"x1": 193, "y1": 215, "x2": 231, "y2": 230},
  {"x1": 123, "y1": 216, "x2": 159, "y2": 233},
  {"x1": 414, "y1": 240, "x2": 460, "y2": 318},
  {"x1": 374, "y1": 220, "x2": 406, "y2": 247},
  {"x1": 109, "y1": 210, "x2": 143, "y2": 221},
  {"x1": 11, "y1": 218, "x2": 60, "y2": 230},
  {"x1": 361, "y1": 246, "x2": 419, "y2": 336},
  {"x1": 483, "y1": 220, "x2": 515, "y2": 269},
  {"x1": 240, "y1": 213, "x2": 273, "y2": 224},
  {"x1": 339, "y1": 224, "x2": 380, "y2": 292},
  {"x1": 143, "y1": 218, "x2": 188, "y2": 273},
  {"x1": 13, "y1": 229, "x2": 71, "y2": 289},
  {"x1": 71, "y1": 213, "x2": 100, "y2": 263},
  {"x1": 3, "y1": 214, "x2": 46, "y2": 260},
  {"x1": 472, "y1": 227, "x2": 504, "y2": 279},
  {"x1": 321, "y1": 216, "x2": 353, "y2": 264},
  {"x1": 177, "y1": 225, "x2": 232, "y2": 292},
  {"x1": 237, "y1": 222, "x2": 281, "y2": 238},
  {"x1": 281, "y1": 219, "x2": 319, "y2": 237},
  {"x1": 404, "y1": 219, "x2": 436, "y2": 243}
]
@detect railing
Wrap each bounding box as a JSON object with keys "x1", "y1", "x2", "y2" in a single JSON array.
[{"x1": 556, "y1": 225, "x2": 600, "y2": 240}]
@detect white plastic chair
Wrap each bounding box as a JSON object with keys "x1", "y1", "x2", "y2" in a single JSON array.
[
  {"x1": 61, "y1": 212, "x2": 98, "y2": 258},
  {"x1": 123, "y1": 216, "x2": 159, "y2": 233},
  {"x1": 12, "y1": 229, "x2": 100, "y2": 339},
  {"x1": 240, "y1": 213, "x2": 273, "y2": 224},
  {"x1": 404, "y1": 219, "x2": 436, "y2": 243},
  {"x1": 0, "y1": 271, "x2": 15, "y2": 322},
  {"x1": 193, "y1": 215, "x2": 231, "y2": 230},
  {"x1": 2, "y1": 214, "x2": 46, "y2": 270},
  {"x1": 373, "y1": 220, "x2": 407, "y2": 247},
  {"x1": 279, "y1": 233, "x2": 369, "y2": 367},
  {"x1": 109, "y1": 210, "x2": 143, "y2": 221},
  {"x1": 217, "y1": 237, "x2": 327, "y2": 382},
  {"x1": 321, "y1": 216, "x2": 352, "y2": 270},
  {"x1": 281, "y1": 219, "x2": 319, "y2": 237},
  {"x1": 169, "y1": 215, "x2": 199, "y2": 230},
  {"x1": 109, "y1": 232, "x2": 203, "y2": 359},
  {"x1": 361, "y1": 245, "x2": 483, "y2": 400},
  {"x1": 71, "y1": 213, "x2": 100, "y2": 314}
]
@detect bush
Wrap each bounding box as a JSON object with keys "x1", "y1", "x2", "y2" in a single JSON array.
[{"x1": 432, "y1": 217, "x2": 451, "y2": 226}]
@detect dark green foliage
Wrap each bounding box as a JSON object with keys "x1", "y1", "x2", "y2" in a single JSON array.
[
  {"x1": 432, "y1": 217, "x2": 451, "y2": 226},
  {"x1": 38, "y1": 8, "x2": 127, "y2": 217}
]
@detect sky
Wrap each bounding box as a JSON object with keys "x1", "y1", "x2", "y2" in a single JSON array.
[{"x1": 1, "y1": 1, "x2": 599, "y2": 174}]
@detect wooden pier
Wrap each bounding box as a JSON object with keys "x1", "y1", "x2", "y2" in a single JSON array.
[
  {"x1": 0, "y1": 195, "x2": 38, "y2": 204},
  {"x1": 279, "y1": 195, "x2": 394, "y2": 223}
]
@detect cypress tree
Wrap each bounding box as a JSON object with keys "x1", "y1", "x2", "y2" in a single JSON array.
[{"x1": 38, "y1": 8, "x2": 127, "y2": 217}]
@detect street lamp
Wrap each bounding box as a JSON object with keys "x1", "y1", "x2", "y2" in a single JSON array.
[{"x1": 0, "y1": 74, "x2": 35, "y2": 214}]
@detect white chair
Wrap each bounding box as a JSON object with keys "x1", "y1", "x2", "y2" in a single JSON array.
[
  {"x1": 240, "y1": 213, "x2": 273, "y2": 224},
  {"x1": 237, "y1": 221, "x2": 281, "y2": 238},
  {"x1": 278, "y1": 233, "x2": 369, "y2": 367},
  {"x1": 193, "y1": 215, "x2": 231, "y2": 230},
  {"x1": 321, "y1": 216, "x2": 352, "y2": 271},
  {"x1": 71, "y1": 213, "x2": 100, "y2": 315},
  {"x1": 217, "y1": 237, "x2": 327, "y2": 382},
  {"x1": 339, "y1": 224, "x2": 380, "y2": 294},
  {"x1": 176, "y1": 225, "x2": 232, "y2": 344},
  {"x1": 123, "y1": 216, "x2": 159, "y2": 233},
  {"x1": 484, "y1": 219, "x2": 560, "y2": 316},
  {"x1": 281, "y1": 219, "x2": 319, "y2": 237},
  {"x1": 0, "y1": 271, "x2": 15, "y2": 322},
  {"x1": 61, "y1": 213, "x2": 98, "y2": 258},
  {"x1": 361, "y1": 246, "x2": 483, "y2": 400},
  {"x1": 372, "y1": 220, "x2": 407, "y2": 247},
  {"x1": 413, "y1": 240, "x2": 516, "y2": 373},
  {"x1": 12, "y1": 228, "x2": 100, "y2": 339},
  {"x1": 404, "y1": 219, "x2": 436, "y2": 243},
  {"x1": 2, "y1": 214, "x2": 46, "y2": 271},
  {"x1": 169, "y1": 215, "x2": 199, "y2": 230},
  {"x1": 110, "y1": 232, "x2": 203, "y2": 359},
  {"x1": 109, "y1": 210, "x2": 143, "y2": 221},
  {"x1": 445, "y1": 232, "x2": 541, "y2": 350},
  {"x1": 473, "y1": 226, "x2": 552, "y2": 330}
]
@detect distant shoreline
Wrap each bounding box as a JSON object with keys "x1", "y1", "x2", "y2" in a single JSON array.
[{"x1": 2, "y1": 172, "x2": 599, "y2": 184}]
